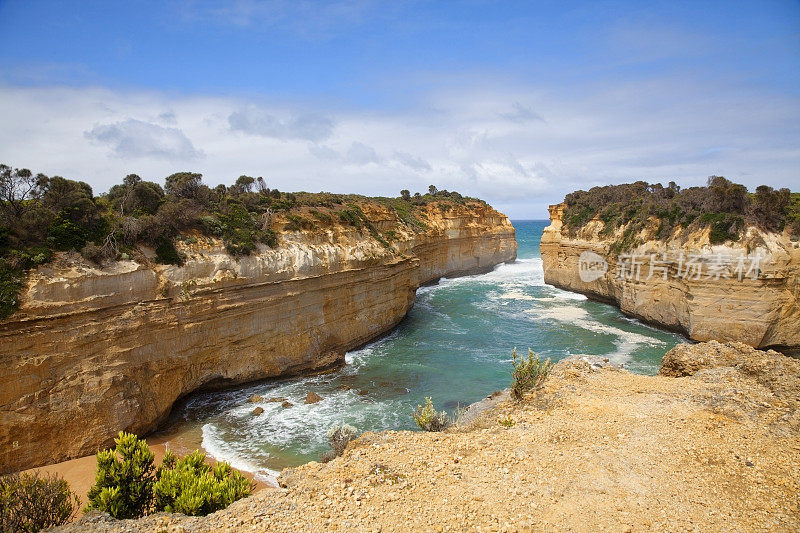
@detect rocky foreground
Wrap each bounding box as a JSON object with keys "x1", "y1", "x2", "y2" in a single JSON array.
[{"x1": 54, "y1": 342, "x2": 800, "y2": 532}]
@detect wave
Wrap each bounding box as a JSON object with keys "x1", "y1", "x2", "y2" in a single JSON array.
[
  {"x1": 526, "y1": 305, "x2": 665, "y2": 363},
  {"x1": 201, "y1": 424, "x2": 280, "y2": 486}
]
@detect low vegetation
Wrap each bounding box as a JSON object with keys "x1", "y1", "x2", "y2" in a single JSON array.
[
  {"x1": 0, "y1": 160, "x2": 478, "y2": 319},
  {"x1": 498, "y1": 415, "x2": 515, "y2": 429},
  {"x1": 510, "y1": 348, "x2": 552, "y2": 400},
  {"x1": 153, "y1": 450, "x2": 252, "y2": 516},
  {"x1": 320, "y1": 423, "x2": 359, "y2": 462},
  {"x1": 85, "y1": 432, "x2": 155, "y2": 519},
  {"x1": 0, "y1": 471, "x2": 79, "y2": 532},
  {"x1": 85, "y1": 432, "x2": 252, "y2": 519},
  {"x1": 561, "y1": 176, "x2": 799, "y2": 253},
  {"x1": 413, "y1": 397, "x2": 451, "y2": 431}
]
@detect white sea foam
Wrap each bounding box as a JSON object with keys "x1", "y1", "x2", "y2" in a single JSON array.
[
  {"x1": 418, "y1": 258, "x2": 545, "y2": 295},
  {"x1": 201, "y1": 423, "x2": 280, "y2": 486},
  {"x1": 527, "y1": 305, "x2": 665, "y2": 363}
]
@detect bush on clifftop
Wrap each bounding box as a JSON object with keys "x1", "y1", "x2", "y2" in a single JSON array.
[
  {"x1": 85, "y1": 432, "x2": 252, "y2": 520},
  {"x1": 510, "y1": 348, "x2": 552, "y2": 400},
  {"x1": 153, "y1": 450, "x2": 252, "y2": 516},
  {"x1": 413, "y1": 397, "x2": 451, "y2": 431},
  {"x1": 0, "y1": 471, "x2": 79, "y2": 532},
  {"x1": 85, "y1": 431, "x2": 156, "y2": 519},
  {"x1": 0, "y1": 163, "x2": 482, "y2": 319},
  {"x1": 561, "y1": 177, "x2": 797, "y2": 252}
]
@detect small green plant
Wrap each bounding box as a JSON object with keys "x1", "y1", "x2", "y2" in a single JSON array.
[
  {"x1": 179, "y1": 279, "x2": 197, "y2": 301},
  {"x1": 320, "y1": 423, "x2": 359, "y2": 462},
  {"x1": 413, "y1": 397, "x2": 450, "y2": 432},
  {"x1": 85, "y1": 431, "x2": 156, "y2": 519},
  {"x1": 510, "y1": 348, "x2": 552, "y2": 400},
  {"x1": 0, "y1": 471, "x2": 79, "y2": 532},
  {"x1": 499, "y1": 415, "x2": 515, "y2": 429},
  {"x1": 152, "y1": 450, "x2": 252, "y2": 516},
  {"x1": 369, "y1": 463, "x2": 406, "y2": 485}
]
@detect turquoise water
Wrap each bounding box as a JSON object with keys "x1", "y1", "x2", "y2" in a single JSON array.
[{"x1": 165, "y1": 221, "x2": 685, "y2": 481}]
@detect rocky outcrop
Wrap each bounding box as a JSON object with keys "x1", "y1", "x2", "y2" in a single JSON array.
[
  {"x1": 53, "y1": 342, "x2": 800, "y2": 532},
  {"x1": 540, "y1": 203, "x2": 800, "y2": 349},
  {"x1": 0, "y1": 201, "x2": 516, "y2": 473}
]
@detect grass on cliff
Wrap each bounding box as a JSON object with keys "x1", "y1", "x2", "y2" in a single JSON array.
[
  {"x1": 0, "y1": 162, "x2": 483, "y2": 319},
  {"x1": 561, "y1": 177, "x2": 799, "y2": 254},
  {"x1": 413, "y1": 397, "x2": 451, "y2": 431},
  {"x1": 510, "y1": 348, "x2": 552, "y2": 400}
]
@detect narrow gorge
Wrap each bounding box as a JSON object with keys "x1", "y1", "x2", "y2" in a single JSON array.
[
  {"x1": 0, "y1": 201, "x2": 516, "y2": 473},
  {"x1": 540, "y1": 202, "x2": 800, "y2": 350}
]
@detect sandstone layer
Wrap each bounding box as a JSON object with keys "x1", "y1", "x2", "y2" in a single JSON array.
[
  {"x1": 56, "y1": 342, "x2": 800, "y2": 532},
  {"x1": 0, "y1": 201, "x2": 516, "y2": 473},
  {"x1": 540, "y1": 203, "x2": 800, "y2": 349}
]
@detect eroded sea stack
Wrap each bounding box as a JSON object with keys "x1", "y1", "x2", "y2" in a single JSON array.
[
  {"x1": 540, "y1": 202, "x2": 800, "y2": 349},
  {"x1": 0, "y1": 200, "x2": 516, "y2": 473}
]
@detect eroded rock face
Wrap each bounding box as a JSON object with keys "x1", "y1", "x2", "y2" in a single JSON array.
[
  {"x1": 540, "y1": 203, "x2": 800, "y2": 349},
  {"x1": 0, "y1": 202, "x2": 516, "y2": 473}
]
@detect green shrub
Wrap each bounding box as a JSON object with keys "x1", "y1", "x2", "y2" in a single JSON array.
[
  {"x1": 510, "y1": 348, "x2": 552, "y2": 400},
  {"x1": 413, "y1": 397, "x2": 450, "y2": 432},
  {"x1": 47, "y1": 212, "x2": 89, "y2": 251},
  {"x1": 259, "y1": 229, "x2": 278, "y2": 248},
  {"x1": 699, "y1": 212, "x2": 743, "y2": 244},
  {"x1": 154, "y1": 236, "x2": 183, "y2": 265},
  {"x1": 284, "y1": 214, "x2": 313, "y2": 231},
  {"x1": 85, "y1": 431, "x2": 156, "y2": 519},
  {"x1": 320, "y1": 424, "x2": 359, "y2": 462},
  {"x1": 338, "y1": 206, "x2": 363, "y2": 228},
  {"x1": 308, "y1": 209, "x2": 333, "y2": 225},
  {"x1": 0, "y1": 263, "x2": 24, "y2": 320},
  {"x1": 153, "y1": 450, "x2": 252, "y2": 516},
  {"x1": 0, "y1": 471, "x2": 79, "y2": 532}
]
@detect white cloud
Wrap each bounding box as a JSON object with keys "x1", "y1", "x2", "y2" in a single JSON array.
[
  {"x1": 393, "y1": 151, "x2": 431, "y2": 172},
  {"x1": 0, "y1": 78, "x2": 798, "y2": 219},
  {"x1": 229, "y1": 106, "x2": 334, "y2": 141},
  {"x1": 345, "y1": 141, "x2": 381, "y2": 165},
  {"x1": 85, "y1": 118, "x2": 203, "y2": 160},
  {"x1": 308, "y1": 143, "x2": 340, "y2": 161}
]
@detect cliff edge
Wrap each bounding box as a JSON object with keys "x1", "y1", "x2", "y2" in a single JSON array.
[
  {"x1": 54, "y1": 341, "x2": 800, "y2": 532},
  {"x1": 0, "y1": 200, "x2": 516, "y2": 473},
  {"x1": 540, "y1": 202, "x2": 800, "y2": 349}
]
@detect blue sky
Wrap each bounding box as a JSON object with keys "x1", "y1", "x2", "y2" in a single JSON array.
[{"x1": 1, "y1": 0, "x2": 798, "y2": 218}]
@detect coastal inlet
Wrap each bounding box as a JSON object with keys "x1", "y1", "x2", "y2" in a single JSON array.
[{"x1": 158, "y1": 220, "x2": 684, "y2": 482}]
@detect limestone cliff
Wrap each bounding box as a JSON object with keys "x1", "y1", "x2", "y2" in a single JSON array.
[
  {"x1": 540, "y1": 203, "x2": 800, "y2": 349},
  {"x1": 0, "y1": 201, "x2": 516, "y2": 473}
]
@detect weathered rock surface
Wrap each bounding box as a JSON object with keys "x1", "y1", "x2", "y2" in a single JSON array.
[
  {"x1": 0, "y1": 201, "x2": 516, "y2": 473},
  {"x1": 540, "y1": 203, "x2": 800, "y2": 349},
  {"x1": 304, "y1": 392, "x2": 323, "y2": 404},
  {"x1": 53, "y1": 342, "x2": 800, "y2": 532}
]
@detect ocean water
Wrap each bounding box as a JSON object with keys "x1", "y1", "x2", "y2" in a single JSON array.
[{"x1": 160, "y1": 220, "x2": 685, "y2": 482}]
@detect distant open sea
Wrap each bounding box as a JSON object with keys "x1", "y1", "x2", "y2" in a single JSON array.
[{"x1": 158, "y1": 220, "x2": 685, "y2": 482}]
